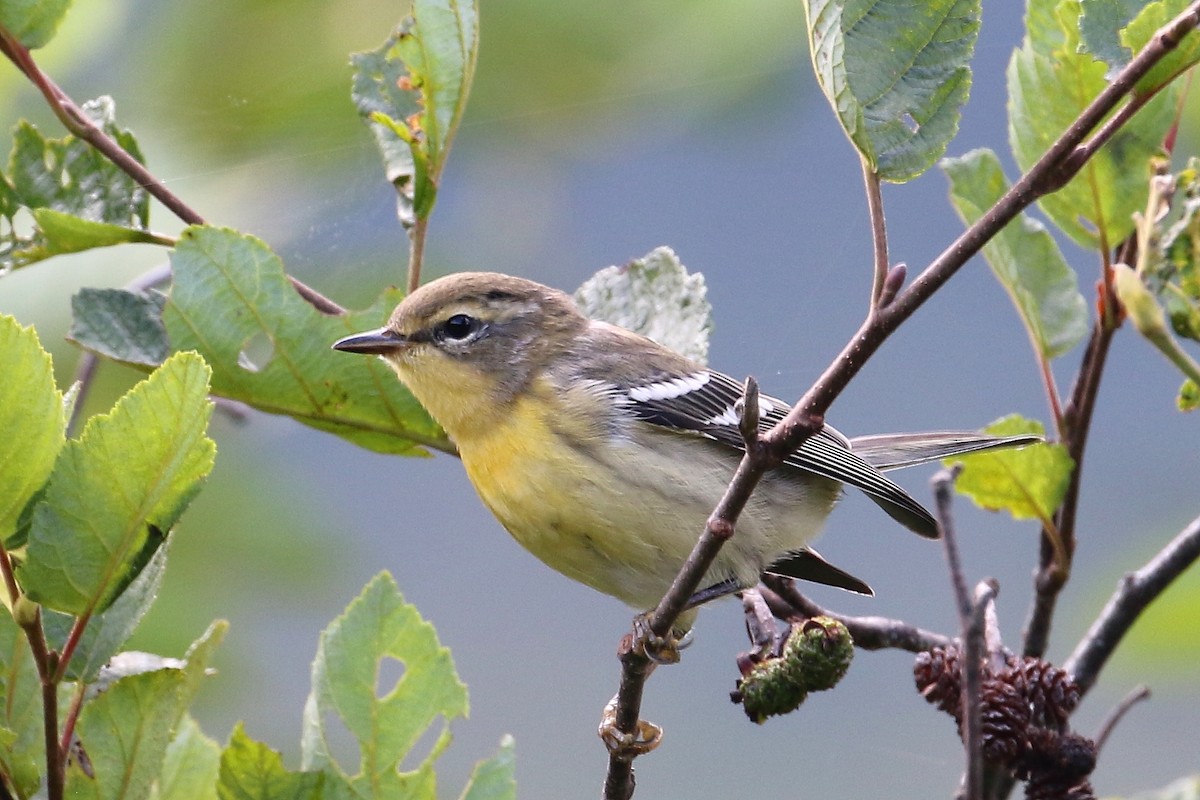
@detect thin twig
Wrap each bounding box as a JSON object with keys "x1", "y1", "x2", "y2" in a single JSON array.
[
  {"x1": 934, "y1": 467, "x2": 985, "y2": 800},
  {"x1": 1064, "y1": 514, "x2": 1200, "y2": 695},
  {"x1": 1094, "y1": 685, "x2": 1151, "y2": 755},
  {"x1": 863, "y1": 158, "x2": 889, "y2": 309},
  {"x1": 0, "y1": 26, "x2": 345, "y2": 316},
  {"x1": 759, "y1": 576, "x2": 953, "y2": 652}
]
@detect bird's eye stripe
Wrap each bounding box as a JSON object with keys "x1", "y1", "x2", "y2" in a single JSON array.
[{"x1": 628, "y1": 371, "x2": 710, "y2": 402}]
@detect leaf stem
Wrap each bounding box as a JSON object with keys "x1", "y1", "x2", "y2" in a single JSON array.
[
  {"x1": 408, "y1": 215, "x2": 429, "y2": 294},
  {"x1": 862, "y1": 159, "x2": 889, "y2": 309}
]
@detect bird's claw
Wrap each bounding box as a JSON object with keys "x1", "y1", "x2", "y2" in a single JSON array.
[
  {"x1": 598, "y1": 696, "x2": 663, "y2": 758},
  {"x1": 631, "y1": 614, "x2": 693, "y2": 665}
]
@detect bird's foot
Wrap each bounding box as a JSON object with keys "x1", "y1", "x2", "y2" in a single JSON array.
[
  {"x1": 598, "y1": 695, "x2": 663, "y2": 758},
  {"x1": 631, "y1": 614, "x2": 693, "y2": 665}
]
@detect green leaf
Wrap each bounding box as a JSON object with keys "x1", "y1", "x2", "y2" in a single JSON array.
[
  {"x1": 948, "y1": 415, "x2": 1074, "y2": 524},
  {"x1": 0, "y1": 314, "x2": 64, "y2": 543},
  {"x1": 19, "y1": 352, "x2": 215, "y2": 616},
  {"x1": 1008, "y1": 0, "x2": 1174, "y2": 250},
  {"x1": 160, "y1": 226, "x2": 447, "y2": 455},
  {"x1": 1079, "y1": 0, "x2": 1146, "y2": 74},
  {"x1": 1082, "y1": 0, "x2": 1200, "y2": 94},
  {"x1": 574, "y1": 246, "x2": 713, "y2": 364},
  {"x1": 70, "y1": 288, "x2": 171, "y2": 368},
  {"x1": 217, "y1": 724, "x2": 323, "y2": 800},
  {"x1": 153, "y1": 715, "x2": 221, "y2": 800},
  {"x1": 41, "y1": 544, "x2": 170, "y2": 682},
  {"x1": 66, "y1": 622, "x2": 226, "y2": 800},
  {"x1": 300, "y1": 572, "x2": 468, "y2": 797},
  {"x1": 1, "y1": 97, "x2": 153, "y2": 270},
  {"x1": 803, "y1": 0, "x2": 981, "y2": 182},
  {"x1": 351, "y1": 0, "x2": 479, "y2": 226},
  {"x1": 0, "y1": 610, "x2": 44, "y2": 797},
  {"x1": 459, "y1": 736, "x2": 516, "y2": 800},
  {"x1": 1122, "y1": 2, "x2": 1200, "y2": 96},
  {"x1": 0, "y1": 0, "x2": 73, "y2": 49},
  {"x1": 1179, "y1": 379, "x2": 1199, "y2": 411},
  {"x1": 943, "y1": 148, "x2": 1088, "y2": 359}
]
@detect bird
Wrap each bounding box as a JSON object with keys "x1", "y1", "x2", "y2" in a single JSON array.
[{"x1": 333, "y1": 271, "x2": 1036, "y2": 621}]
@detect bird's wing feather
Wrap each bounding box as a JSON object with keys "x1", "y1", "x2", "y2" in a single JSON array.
[
  {"x1": 848, "y1": 431, "x2": 1042, "y2": 470},
  {"x1": 619, "y1": 367, "x2": 940, "y2": 538}
]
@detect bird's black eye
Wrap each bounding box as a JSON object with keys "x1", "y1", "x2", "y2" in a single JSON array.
[{"x1": 440, "y1": 313, "x2": 479, "y2": 341}]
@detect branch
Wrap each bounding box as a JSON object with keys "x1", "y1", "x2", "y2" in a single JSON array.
[
  {"x1": 0, "y1": 26, "x2": 345, "y2": 317},
  {"x1": 759, "y1": 576, "x2": 953, "y2": 652},
  {"x1": 1064, "y1": 513, "x2": 1200, "y2": 695},
  {"x1": 934, "y1": 468, "x2": 986, "y2": 800}
]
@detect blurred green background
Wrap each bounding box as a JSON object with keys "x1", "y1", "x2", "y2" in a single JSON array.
[{"x1": 2, "y1": 1, "x2": 1198, "y2": 797}]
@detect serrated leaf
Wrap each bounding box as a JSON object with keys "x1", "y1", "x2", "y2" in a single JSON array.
[
  {"x1": 300, "y1": 572, "x2": 468, "y2": 797},
  {"x1": 0, "y1": 314, "x2": 64, "y2": 542},
  {"x1": 949, "y1": 415, "x2": 1074, "y2": 524},
  {"x1": 351, "y1": 0, "x2": 478, "y2": 227},
  {"x1": 943, "y1": 148, "x2": 1088, "y2": 359},
  {"x1": 1009, "y1": 0, "x2": 1174, "y2": 250},
  {"x1": 153, "y1": 715, "x2": 220, "y2": 800},
  {"x1": 41, "y1": 544, "x2": 170, "y2": 682},
  {"x1": 19, "y1": 352, "x2": 215, "y2": 616},
  {"x1": 1, "y1": 97, "x2": 152, "y2": 270},
  {"x1": 459, "y1": 736, "x2": 516, "y2": 800},
  {"x1": 66, "y1": 622, "x2": 226, "y2": 800},
  {"x1": 1079, "y1": 0, "x2": 1146, "y2": 74},
  {"x1": 218, "y1": 724, "x2": 323, "y2": 800},
  {"x1": 160, "y1": 226, "x2": 447, "y2": 455},
  {"x1": 574, "y1": 246, "x2": 712, "y2": 364},
  {"x1": 70, "y1": 288, "x2": 170, "y2": 368},
  {"x1": 803, "y1": 0, "x2": 981, "y2": 182},
  {"x1": 0, "y1": 610, "x2": 44, "y2": 797},
  {"x1": 1120, "y1": 0, "x2": 1200, "y2": 95},
  {"x1": 0, "y1": 0, "x2": 72, "y2": 49}
]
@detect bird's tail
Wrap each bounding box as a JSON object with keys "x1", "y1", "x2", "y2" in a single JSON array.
[{"x1": 848, "y1": 432, "x2": 1042, "y2": 471}]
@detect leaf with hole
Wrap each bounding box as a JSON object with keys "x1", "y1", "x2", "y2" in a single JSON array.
[{"x1": 300, "y1": 572, "x2": 468, "y2": 796}]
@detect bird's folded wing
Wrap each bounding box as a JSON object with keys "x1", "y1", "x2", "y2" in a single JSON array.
[{"x1": 619, "y1": 368, "x2": 939, "y2": 538}]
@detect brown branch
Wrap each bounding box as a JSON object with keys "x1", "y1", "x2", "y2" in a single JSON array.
[
  {"x1": 0, "y1": 26, "x2": 345, "y2": 317},
  {"x1": 759, "y1": 576, "x2": 953, "y2": 652},
  {"x1": 934, "y1": 468, "x2": 985, "y2": 800},
  {"x1": 1064, "y1": 513, "x2": 1200, "y2": 695},
  {"x1": 407, "y1": 215, "x2": 429, "y2": 294}
]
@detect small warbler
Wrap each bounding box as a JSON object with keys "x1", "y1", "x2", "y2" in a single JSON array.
[{"x1": 333, "y1": 272, "x2": 1034, "y2": 616}]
